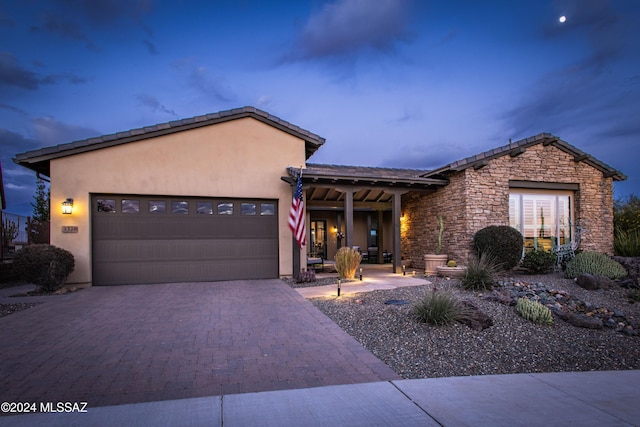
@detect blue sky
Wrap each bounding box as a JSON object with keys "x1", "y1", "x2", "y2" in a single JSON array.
[{"x1": 1, "y1": 0, "x2": 639, "y2": 217}]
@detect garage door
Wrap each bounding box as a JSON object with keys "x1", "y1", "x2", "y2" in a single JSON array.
[{"x1": 92, "y1": 195, "x2": 279, "y2": 285}]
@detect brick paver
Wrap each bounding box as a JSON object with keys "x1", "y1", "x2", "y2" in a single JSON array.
[{"x1": 0, "y1": 280, "x2": 399, "y2": 407}]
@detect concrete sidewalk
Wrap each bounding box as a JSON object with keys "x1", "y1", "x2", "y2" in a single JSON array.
[{"x1": 2, "y1": 370, "x2": 638, "y2": 426}]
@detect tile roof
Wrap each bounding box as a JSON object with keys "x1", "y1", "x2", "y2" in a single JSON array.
[
  {"x1": 420, "y1": 133, "x2": 626, "y2": 181},
  {"x1": 291, "y1": 164, "x2": 448, "y2": 189},
  {"x1": 14, "y1": 106, "x2": 325, "y2": 176}
]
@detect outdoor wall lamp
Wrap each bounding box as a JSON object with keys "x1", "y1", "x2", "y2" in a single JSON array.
[
  {"x1": 359, "y1": 267, "x2": 363, "y2": 281},
  {"x1": 62, "y1": 198, "x2": 74, "y2": 214}
]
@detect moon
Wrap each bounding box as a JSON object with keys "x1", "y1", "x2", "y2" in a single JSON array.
[{"x1": 559, "y1": 15, "x2": 567, "y2": 23}]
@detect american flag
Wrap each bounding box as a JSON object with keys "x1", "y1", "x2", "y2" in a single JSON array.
[{"x1": 288, "y1": 171, "x2": 306, "y2": 248}]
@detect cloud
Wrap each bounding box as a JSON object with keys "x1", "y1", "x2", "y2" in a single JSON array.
[
  {"x1": 0, "y1": 52, "x2": 41, "y2": 90},
  {"x1": 143, "y1": 39, "x2": 158, "y2": 54},
  {"x1": 31, "y1": 117, "x2": 98, "y2": 145},
  {"x1": 188, "y1": 66, "x2": 234, "y2": 103},
  {"x1": 136, "y1": 93, "x2": 176, "y2": 116},
  {"x1": 286, "y1": 0, "x2": 413, "y2": 61},
  {"x1": 0, "y1": 52, "x2": 87, "y2": 90}
]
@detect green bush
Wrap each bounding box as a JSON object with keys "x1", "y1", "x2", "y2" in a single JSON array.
[
  {"x1": 563, "y1": 251, "x2": 627, "y2": 280},
  {"x1": 13, "y1": 244, "x2": 75, "y2": 292},
  {"x1": 461, "y1": 252, "x2": 498, "y2": 291},
  {"x1": 411, "y1": 291, "x2": 465, "y2": 326},
  {"x1": 473, "y1": 225, "x2": 523, "y2": 270},
  {"x1": 516, "y1": 298, "x2": 553, "y2": 325},
  {"x1": 334, "y1": 247, "x2": 362, "y2": 279},
  {"x1": 520, "y1": 249, "x2": 556, "y2": 274},
  {"x1": 614, "y1": 227, "x2": 640, "y2": 257}
]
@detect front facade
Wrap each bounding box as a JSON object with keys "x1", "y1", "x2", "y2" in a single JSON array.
[{"x1": 14, "y1": 108, "x2": 625, "y2": 286}]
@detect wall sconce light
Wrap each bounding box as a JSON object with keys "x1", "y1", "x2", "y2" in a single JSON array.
[
  {"x1": 62, "y1": 198, "x2": 74, "y2": 214},
  {"x1": 333, "y1": 225, "x2": 338, "y2": 233},
  {"x1": 359, "y1": 267, "x2": 363, "y2": 281}
]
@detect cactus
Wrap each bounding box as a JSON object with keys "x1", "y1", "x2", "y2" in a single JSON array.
[
  {"x1": 447, "y1": 260, "x2": 457, "y2": 267},
  {"x1": 564, "y1": 251, "x2": 627, "y2": 279},
  {"x1": 516, "y1": 298, "x2": 553, "y2": 325}
]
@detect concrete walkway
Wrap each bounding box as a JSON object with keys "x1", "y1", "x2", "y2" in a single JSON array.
[
  {"x1": 2, "y1": 370, "x2": 639, "y2": 426},
  {"x1": 296, "y1": 265, "x2": 430, "y2": 299}
]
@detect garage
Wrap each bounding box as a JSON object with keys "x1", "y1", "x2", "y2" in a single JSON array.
[{"x1": 92, "y1": 194, "x2": 279, "y2": 285}]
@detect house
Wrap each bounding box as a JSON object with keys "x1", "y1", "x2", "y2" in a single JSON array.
[{"x1": 13, "y1": 107, "x2": 625, "y2": 286}]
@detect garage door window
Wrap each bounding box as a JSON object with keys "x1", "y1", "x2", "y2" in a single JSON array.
[
  {"x1": 218, "y1": 202, "x2": 233, "y2": 215},
  {"x1": 149, "y1": 201, "x2": 166, "y2": 213},
  {"x1": 172, "y1": 201, "x2": 189, "y2": 214},
  {"x1": 261, "y1": 203, "x2": 275, "y2": 215},
  {"x1": 241, "y1": 203, "x2": 256, "y2": 215},
  {"x1": 97, "y1": 199, "x2": 116, "y2": 213},
  {"x1": 122, "y1": 199, "x2": 140, "y2": 213},
  {"x1": 197, "y1": 202, "x2": 213, "y2": 215}
]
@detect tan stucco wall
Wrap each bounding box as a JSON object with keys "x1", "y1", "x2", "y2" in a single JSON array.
[
  {"x1": 50, "y1": 117, "x2": 307, "y2": 285},
  {"x1": 402, "y1": 143, "x2": 615, "y2": 268}
]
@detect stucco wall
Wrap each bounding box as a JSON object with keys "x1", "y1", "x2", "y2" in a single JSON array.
[
  {"x1": 402, "y1": 143, "x2": 615, "y2": 268},
  {"x1": 50, "y1": 117, "x2": 307, "y2": 285}
]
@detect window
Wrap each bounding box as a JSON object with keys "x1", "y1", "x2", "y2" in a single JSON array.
[
  {"x1": 149, "y1": 201, "x2": 166, "y2": 213},
  {"x1": 122, "y1": 199, "x2": 140, "y2": 213},
  {"x1": 197, "y1": 202, "x2": 213, "y2": 215},
  {"x1": 509, "y1": 190, "x2": 573, "y2": 251},
  {"x1": 97, "y1": 199, "x2": 116, "y2": 213},
  {"x1": 172, "y1": 201, "x2": 189, "y2": 214},
  {"x1": 241, "y1": 203, "x2": 256, "y2": 215},
  {"x1": 260, "y1": 203, "x2": 275, "y2": 215},
  {"x1": 217, "y1": 202, "x2": 233, "y2": 215}
]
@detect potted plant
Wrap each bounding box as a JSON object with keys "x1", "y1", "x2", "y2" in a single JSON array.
[
  {"x1": 424, "y1": 215, "x2": 448, "y2": 275},
  {"x1": 436, "y1": 259, "x2": 467, "y2": 278}
]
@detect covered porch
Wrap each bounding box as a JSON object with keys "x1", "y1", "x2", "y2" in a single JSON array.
[{"x1": 286, "y1": 164, "x2": 448, "y2": 274}]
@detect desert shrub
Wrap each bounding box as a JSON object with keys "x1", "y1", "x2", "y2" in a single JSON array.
[
  {"x1": 473, "y1": 225, "x2": 523, "y2": 270},
  {"x1": 564, "y1": 251, "x2": 628, "y2": 280},
  {"x1": 13, "y1": 244, "x2": 75, "y2": 292},
  {"x1": 614, "y1": 227, "x2": 640, "y2": 257},
  {"x1": 516, "y1": 298, "x2": 553, "y2": 325},
  {"x1": 412, "y1": 291, "x2": 465, "y2": 326},
  {"x1": 614, "y1": 194, "x2": 640, "y2": 234},
  {"x1": 334, "y1": 247, "x2": 362, "y2": 279},
  {"x1": 461, "y1": 252, "x2": 498, "y2": 291},
  {"x1": 295, "y1": 269, "x2": 316, "y2": 283},
  {"x1": 447, "y1": 260, "x2": 457, "y2": 267},
  {"x1": 520, "y1": 249, "x2": 556, "y2": 274}
]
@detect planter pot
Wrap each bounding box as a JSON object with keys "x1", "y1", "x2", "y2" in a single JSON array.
[
  {"x1": 436, "y1": 265, "x2": 467, "y2": 278},
  {"x1": 424, "y1": 254, "x2": 448, "y2": 275}
]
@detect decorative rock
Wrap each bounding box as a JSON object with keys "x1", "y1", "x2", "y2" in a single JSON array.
[
  {"x1": 576, "y1": 274, "x2": 614, "y2": 290},
  {"x1": 457, "y1": 301, "x2": 493, "y2": 330},
  {"x1": 576, "y1": 274, "x2": 600, "y2": 290}
]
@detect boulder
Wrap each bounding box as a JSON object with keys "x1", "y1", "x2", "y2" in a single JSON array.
[
  {"x1": 554, "y1": 309, "x2": 603, "y2": 329},
  {"x1": 458, "y1": 301, "x2": 493, "y2": 330},
  {"x1": 576, "y1": 274, "x2": 613, "y2": 290}
]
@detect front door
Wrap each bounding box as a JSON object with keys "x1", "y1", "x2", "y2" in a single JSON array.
[{"x1": 310, "y1": 220, "x2": 327, "y2": 259}]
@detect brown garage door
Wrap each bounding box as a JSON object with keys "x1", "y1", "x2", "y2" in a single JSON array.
[{"x1": 92, "y1": 195, "x2": 279, "y2": 285}]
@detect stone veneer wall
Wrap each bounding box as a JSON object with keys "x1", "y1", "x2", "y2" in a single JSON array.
[{"x1": 402, "y1": 143, "x2": 615, "y2": 269}]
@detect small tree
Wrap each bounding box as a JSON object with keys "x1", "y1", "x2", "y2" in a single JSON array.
[
  {"x1": 614, "y1": 194, "x2": 640, "y2": 233},
  {"x1": 29, "y1": 176, "x2": 50, "y2": 244},
  {"x1": 31, "y1": 176, "x2": 50, "y2": 221}
]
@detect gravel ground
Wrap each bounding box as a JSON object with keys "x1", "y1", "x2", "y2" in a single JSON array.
[
  {"x1": 308, "y1": 273, "x2": 640, "y2": 378},
  {"x1": 0, "y1": 302, "x2": 41, "y2": 318}
]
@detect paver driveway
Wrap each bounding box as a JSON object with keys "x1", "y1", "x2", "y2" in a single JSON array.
[{"x1": 0, "y1": 280, "x2": 398, "y2": 407}]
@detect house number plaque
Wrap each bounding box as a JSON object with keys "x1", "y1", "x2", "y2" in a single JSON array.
[{"x1": 61, "y1": 226, "x2": 78, "y2": 233}]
